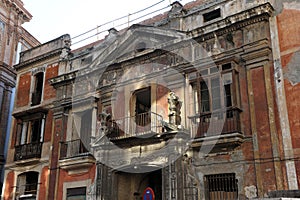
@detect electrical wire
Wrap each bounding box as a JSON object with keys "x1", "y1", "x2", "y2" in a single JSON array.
[
  {"x1": 71, "y1": 0, "x2": 167, "y2": 40},
  {"x1": 71, "y1": 0, "x2": 189, "y2": 47}
]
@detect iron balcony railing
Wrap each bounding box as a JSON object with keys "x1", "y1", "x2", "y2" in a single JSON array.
[
  {"x1": 14, "y1": 142, "x2": 43, "y2": 161},
  {"x1": 189, "y1": 107, "x2": 241, "y2": 138},
  {"x1": 60, "y1": 139, "x2": 90, "y2": 159},
  {"x1": 107, "y1": 112, "x2": 164, "y2": 140}
]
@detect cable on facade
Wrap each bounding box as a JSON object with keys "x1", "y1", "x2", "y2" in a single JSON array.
[{"x1": 191, "y1": 156, "x2": 300, "y2": 167}]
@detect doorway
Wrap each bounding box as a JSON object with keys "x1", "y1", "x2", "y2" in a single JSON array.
[{"x1": 116, "y1": 169, "x2": 162, "y2": 200}]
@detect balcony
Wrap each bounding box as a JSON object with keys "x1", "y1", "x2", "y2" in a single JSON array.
[
  {"x1": 59, "y1": 139, "x2": 95, "y2": 174},
  {"x1": 106, "y1": 112, "x2": 164, "y2": 141},
  {"x1": 189, "y1": 108, "x2": 244, "y2": 151},
  {"x1": 14, "y1": 142, "x2": 43, "y2": 162}
]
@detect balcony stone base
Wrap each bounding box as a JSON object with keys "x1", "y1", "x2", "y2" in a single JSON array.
[
  {"x1": 191, "y1": 132, "x2": 244, "y2": 153},
  {"x1": 59, "y1": 154, "x2": 95, "y2": 175}
]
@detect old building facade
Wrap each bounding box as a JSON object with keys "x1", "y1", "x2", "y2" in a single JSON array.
[
  {"x1": 2, "y1": 0, "x2": 300, "y2": 199},
  {"x1": 0, "y1": 0, "x2": 39, "y2": 194}
]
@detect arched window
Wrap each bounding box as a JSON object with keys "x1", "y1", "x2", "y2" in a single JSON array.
[{"x1": 16, "y1": 171, "x2": 39, "y2": 199}]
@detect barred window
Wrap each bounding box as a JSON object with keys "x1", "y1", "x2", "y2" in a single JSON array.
[{"x1": 204, "y1": 173, "x2": 238, "y2": 200}]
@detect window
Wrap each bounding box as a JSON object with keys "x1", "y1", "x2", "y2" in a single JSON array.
[
  {"x1": 67, "y1": 187, "x2": 86, "y2": 200},
  {"x1": 203, "y1": 8, "x2": 221, "y2": 23},
  {"x1": 192, "y1": 63, "x2": 235, "y2": 115},
  {"x1": 79, "y1": 109, "x2": 92, "y2": 151},
  {"x1": 14, "y1": 113, "x2": 45, "y2": 161},
  {"x1": 189, "y1": 62, "x2": 241, "y2": 137},
  {"x1": 204, "y1": 173, "x2": 238, "y2": 200},
  {"x1": 31, "y1": 72, "x2": 44, "y2": 106},
  {"x1": 133, "y1": 87, "x2": 151, "y2": 126},
  {"x1": 15, "y1": 42, "x2": 23, "y2": 64},
  {"x1": 17, "y1": 172, "x2": 39, "y2": 200},
  {"x1": 15, "y1": 113, "x2": 45, "y2": 146}
]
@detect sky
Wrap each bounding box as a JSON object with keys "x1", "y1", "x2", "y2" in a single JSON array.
[{"x1": 22, "y1": 0, "x2": 194, "y2": 49}]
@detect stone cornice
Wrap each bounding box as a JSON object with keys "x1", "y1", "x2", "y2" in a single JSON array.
[
  {"x1": 189, "y1": 3, "x2": 273, "y2": 40},
  {"x1": 14, "y1": 49, "x2": 62, "y2": 71},
  {"x1": 49, "y1": 71, "x2": 77, "y2": 87},
  {"x1": 2, "y1": 0, "x2": 32, "y2": 22},
  {"x1": 0, "y1": 62, "x2": 16, "y2": 87}
]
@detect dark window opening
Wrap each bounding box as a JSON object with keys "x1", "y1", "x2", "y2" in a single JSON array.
[
  {"x1": 17, "y1": 172, "x2": 39, "y2": 199},
  {"x1": 205, "y1": 173, "x2": 238, "y2": 200},
  {"x1": 211, "y1": 77, "x2": 221, "y2": 110},
  {"x1": 80, "y1": 109, "x2": 92, "y2": 151},
  {"x1": 15, "y1": 115, "x2": 45, "y2": 146},
  {"x1": 14, "y1": 114, "x2": 45, "y2": 161},
  {"x1": 67, "y1": 187, "x2": 86, "y2": 200},
  {"x1": 31, "y1": 72, "x2": 44, "y2": 106},
  {"x1": 134, "y1": 87, "x2": 151, "y2": 126},
  {"x1": 200, "y1": 81, "x2": 210, "y2": 113},
  {"x1": 193, "y1": 63, "x2": 234, "y2": 114},
  {"x1": 203, "y1": 8, "x2": 221, "y2": 22},
  {"x1": 30, "y1": 119, "x2": 42, "y2": 143},
  {"x1": 222, "y1": 63, "x2": 232, "y2": 71}
]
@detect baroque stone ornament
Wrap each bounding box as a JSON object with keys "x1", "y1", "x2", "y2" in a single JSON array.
[{"x1": 168, "y1": 92, "x2": 182, "y2": 125}]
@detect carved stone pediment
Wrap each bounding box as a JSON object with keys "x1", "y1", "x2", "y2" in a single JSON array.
[{"x1": 88, "y1": 24, "x2": 186, "y2": 70}]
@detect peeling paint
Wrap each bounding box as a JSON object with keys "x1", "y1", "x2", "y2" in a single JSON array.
[
  {"x1": 244, "y1": 185, "x2": 258, "y2": 199},
  {"x1": 284, "y1": 50, "x2": 300, "y2": 86}
]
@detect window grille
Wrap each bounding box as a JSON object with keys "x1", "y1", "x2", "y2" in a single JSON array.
[{"x1": 205, "y1": 173, "x2": 238, "y2": 200}]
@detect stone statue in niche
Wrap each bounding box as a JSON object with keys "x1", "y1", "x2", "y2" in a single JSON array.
[{"x1": 168, "y1": 92, "x2": 182, "y2": 125}]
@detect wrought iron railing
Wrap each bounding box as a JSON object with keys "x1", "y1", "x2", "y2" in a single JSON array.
[
  {"x1": 106, "y1": 112, "x2": 164, "y2": 140},
  {"x1": 14, "y1": 142, "x2": 43, "y2": 161},
  {"x1": 189, "y1": 108, "x2": 241, "y2": 138},
  {"x1": 60, "y1": 139, "x2": 90, "y2": 159}
]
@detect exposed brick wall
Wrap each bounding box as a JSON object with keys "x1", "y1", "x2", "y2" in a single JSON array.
[
  {"x1": 16, "y1": 72, "x2": 31, "y2": 107},
  {"x1": 3, "y1": 171, "x2": 14, "y2": 200},
  {"x1": 10, "y1": 119, "x2": 17, "y2": 148},
  {"x1": 277, "y1": 9, "x2": 300, "y2": 52},
  {"x1": 251, "y1": 67, "x2": 277, "y2": 192},
  {"x1": 56, "y1": 165, "x2": 96, "y2": 200},
  {"x1": 39, "y1": 167, "x2": 49, "y2": 199},
  {"x1": 278, "y1": 9, "x2": 300, "y2": 153},
  {"x1": 44, "y1": 111, "x2": 53, "y2": 142},
  {"x1": 48, "y1": 117, "x2": 62, "y2": 200},
  {"x1": 43, "y1": 64, "x2": 58, "y2": 101}
]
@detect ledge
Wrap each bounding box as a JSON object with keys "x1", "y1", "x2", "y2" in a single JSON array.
[
  {"x1": 15, "y1": 157, "x2": 41, "y2": 166},
  {"x1": 59, "y1": 154, "x2": 95, "y2": 174},
  {"x1": 191, "y1": 132, "x2": 244, "y2": 152}
]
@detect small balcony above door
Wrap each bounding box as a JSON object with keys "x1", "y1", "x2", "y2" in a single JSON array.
[
  {"x1": 59, "y1": 139, "x2": 95, "y2": 174},
  {"x1": 107, "y1": 111, "x2": 164, "y2": 142}
]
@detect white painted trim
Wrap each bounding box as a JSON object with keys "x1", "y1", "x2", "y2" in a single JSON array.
[{"x1": 269, "y1": 16, "x2": 298, "y2": 190}]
